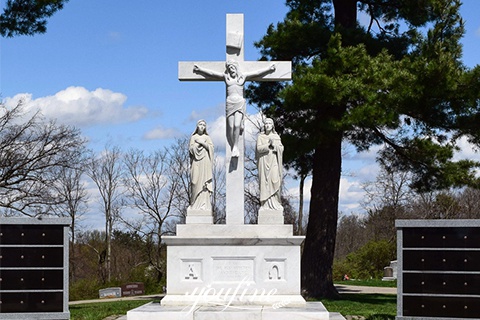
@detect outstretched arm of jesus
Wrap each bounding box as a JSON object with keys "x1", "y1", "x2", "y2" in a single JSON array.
[
  {"x1": 245, "y1": 64, "x2": 276, "y2": 79},
  {"x1": 193, "y1": 64, "x2": 224, "y2": 79}
]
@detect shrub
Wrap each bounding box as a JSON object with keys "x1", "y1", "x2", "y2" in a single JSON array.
[{"x1": 334, "y1": 239, "x2": 396, "y2": 280}]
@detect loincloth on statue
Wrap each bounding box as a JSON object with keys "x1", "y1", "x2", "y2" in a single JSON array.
[{"x1": 226, "y1": 96, "x2": 246, "y2": 118}]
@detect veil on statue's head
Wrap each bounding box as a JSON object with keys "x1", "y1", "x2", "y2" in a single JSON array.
[
  {"x1": 261, "y1": 117, "x2": 277, "y2": 134},
  {"x1": 192, "y1": 119, "x2": 208, "y2": 136}
]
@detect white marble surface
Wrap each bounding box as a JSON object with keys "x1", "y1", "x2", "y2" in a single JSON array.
[
  {"x1": 258, "y1": 209, "x2": 284, "y2": 225},
  {"x1": 178, "y1": 14, "x2": 292, "y2": 226},
  {"x1": 164, "y1": 212, "x2": 305, "y2": 307},
  {"x1": 186, "y1": 209, "x2": 213, "y2": 224},
  {"x1": 175, "y1": 224, "x2": 295, "y2": 238},
  {"x1": 163, "y1": 243, "x2": 303, "y2": 298},
  {"x1": 128, "y1": 301, "x2": 336, "y2": 320}
]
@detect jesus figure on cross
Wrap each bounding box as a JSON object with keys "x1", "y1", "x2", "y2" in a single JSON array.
[{"x1": 194, "y1": 60, "x2": 276, "y2": 157}]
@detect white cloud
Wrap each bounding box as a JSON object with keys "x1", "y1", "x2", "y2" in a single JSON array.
[
  {"x1": 339, "y1": 178, "x2": 365, "y2": 213},
  {"x1": 187, "y1": 103, "x2": 224, "y2": 123},
  {"x1": 207, "y1": 115, "x2": 227, "y2": 151},
  {"x1": 143, "y1": 126, "x2": 183, "y2": 140},
  {"x1": 286, "y1": 177, "x2": 310, "y2": 200},
  {"x1": 6, "y1": 86, "x2": 148, "y2": 127},
  {"x1": 454, "y1": 136, "x2": 480, "y2": 161},
  {"x1": 356, "y1": 163, "x2": 380, "y2": 181},
  {"x1": 286, "y1": 175, "x2": 366, "y2": 215}
]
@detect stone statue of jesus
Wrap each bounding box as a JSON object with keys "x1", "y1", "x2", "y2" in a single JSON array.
[{"x1": 194, "y1": 60, "x2": 275, "y2": 157}]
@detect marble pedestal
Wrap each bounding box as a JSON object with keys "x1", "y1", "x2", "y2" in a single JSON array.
[
  {"x1": 258, "y1": 208, "x2": 284, "y2": 225},
  {"x1": 125, "y1": 224, "x2": 340, "y2": 319},
  {"x1": 186, "y1": 208, "x2": 213, "y2": 224},
  {"x1": 161, "y1": 224, "x2": 306, "y2": 307}
]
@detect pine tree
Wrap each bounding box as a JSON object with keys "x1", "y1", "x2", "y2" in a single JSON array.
[
  {"x1": 247, "y1": 0, "x2": 480, "y2": 298},
  {"x1": 1, "y1": 0, "x2": 68, "y2": 37}
]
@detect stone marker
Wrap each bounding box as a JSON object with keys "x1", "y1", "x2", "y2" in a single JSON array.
[
  {"x1": 99, "y1": 287, "x2": 122, "y2": 299},
  {"x1": 121, "y1": 283, "x2": 145, "y2": 297}
]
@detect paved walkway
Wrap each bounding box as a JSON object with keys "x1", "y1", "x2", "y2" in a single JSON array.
[
  {"x1": 335, "y1": 284, "x2": 397, "y2": 295},
  {"x1": 69, "y1": 285, "x2": 396, "y2": 306},
  {"x1": 70, "y1": 285, "x2": 396, "y2": 320},
  {"x1": 69, "y1": 294, "x2": 164, "y2": 305}
]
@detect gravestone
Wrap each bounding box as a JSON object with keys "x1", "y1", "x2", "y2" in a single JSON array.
[
  {"x1": 396, "y1": 219, "x2": 480, "y2": 319},
  {"x1": 127, "y1": 14, "x2": 341, "y2": 320},
  {"x1": 99, "y1": 287, "x2": 122, "y2": 299},
  {"x1": 382, "y1": 260, "x2": 397, "y2": 281},
  {"x1": 121, "y1": 283, "x2": 145, "y2": 297},
  {"x1": 0, "y1": 217, "x2": 71, "y2": 320}
]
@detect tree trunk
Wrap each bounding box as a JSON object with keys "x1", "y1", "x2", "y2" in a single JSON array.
[
  {"x1": 299, "y1": 0, "x2": 357, "y2": 299},
  {"x1": 105, "y1": 211, "x2": 112, "y2": 284},
  {"x1": 301, "y1": 131, "x2": 343, "y2": 299},
  {"x1": 298, "y1": 174, "x2": 306, "y2": 235},
  {"x1": 333, "y1": 0, "x2": 357, "y2": 29},
  {"x1": 70, "y1": 219, "x2": 75, "y2": 282}
]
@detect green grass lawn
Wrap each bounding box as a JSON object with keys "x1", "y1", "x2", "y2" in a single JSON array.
[
  {"x1": 323, "y1": 294, "x2": 396, "y2": 320},
  {"x1": 70, "y1": 300, "x2": 154, "y2": 320},
  {"x1": 336, "y1": 279, "x2": 397, "y2": 288},
  {"x1": 70, "y1": 293, "x2": 396, "y2": 320}
]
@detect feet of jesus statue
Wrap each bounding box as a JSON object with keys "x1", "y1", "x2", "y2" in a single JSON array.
[{"x1": 231, "y1": 146, "x2": 240, "y2": 158}]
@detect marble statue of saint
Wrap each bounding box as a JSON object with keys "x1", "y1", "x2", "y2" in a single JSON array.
[
  {"x1": 193, "y1": 60, "x2": 275, "y2": 158},
  {"x1": 256, "y1": 118, "x2": 284, "y2": 210},
  {"x1": 188, "y1": 120, "x2": 214, "y2": 211}
]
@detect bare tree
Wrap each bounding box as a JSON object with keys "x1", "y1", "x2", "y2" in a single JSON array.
[
  {"x1": 51, "y1": 164, "x2": 89, "y2": 281},
  {"x1": 122, "y1": 148, "x2": 183, "y2": 282},
  {"x1": 335, "y1": 214, "x2": 367, "y2": 260},
  {"x1": 212, "y1": 152, "x2": 226, "y2": 224},
  {"x1": 87, "y1": 146, "x2": 123, "y2": 283},
  {"x1": 166, "y1": 138, "x2": 190, "y2": 224},
  {"x1": 362, "y1": 165, "x2": 414, "y2": 212},
  {"x1": 457, "y1": 188, "x2": 480, "y2": 219},
  {"x1": 0, "y1": 102, "x2": 86, "y2": 216},
  {"x1": 244, "y1": 146, "x2": 260, "y2": 224}
]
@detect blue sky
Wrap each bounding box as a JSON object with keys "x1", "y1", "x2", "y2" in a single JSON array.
[{"x1": 1, "y1": 1, "x2": 480, "y2": 228}]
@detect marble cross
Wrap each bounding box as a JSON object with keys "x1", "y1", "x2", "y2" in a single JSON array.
[{"x1": 179, "y1": 14, "x2": 291, "y2": 225}]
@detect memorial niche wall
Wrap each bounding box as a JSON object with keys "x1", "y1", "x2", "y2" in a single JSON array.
[
  {"x1": 0, "y1": 217, "x2": 70, "y2": 319},
  {"x1": 396, "y1": 220, "x2": 480, "y2": 320}
]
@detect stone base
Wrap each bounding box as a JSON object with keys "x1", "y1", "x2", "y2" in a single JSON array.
[
  {"x1": 186, "y1": 209, "x2": 213, "y2": 224},
  {"x1": 258, "y1": 208, "x2": 284, "y2": 225},
  {"x1": 163, "y1": 224, "x2": 305, "y2": 305},
  {"x1": 160, "y1": 294, "x2": 307, "y2": 307},
  {"x1": 127, "y1": 301, "x2": 344, "y2": 320},
  {"x1": 381, "y1": 277, "x2": 396, "y2": 281}
]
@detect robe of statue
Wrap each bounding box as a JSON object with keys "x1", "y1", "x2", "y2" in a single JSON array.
[
  {"x1": 256, "y1": 131, "x2": 284, "y2": 210},
  {"x1": 189, "y1": 133, "x2": 214, "y2": 210}
]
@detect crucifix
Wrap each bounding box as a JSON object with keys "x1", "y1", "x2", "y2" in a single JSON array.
[{"x1": 179, "y1": 14, "x2": 291, "y2": 225}]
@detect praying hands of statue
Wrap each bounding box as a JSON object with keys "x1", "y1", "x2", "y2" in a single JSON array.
[
  {"x1": 195, "y1": 138, "x2": 208, "y2": 149},
  {"x1": 269, "y1": 138, "x2": 279, "y2": 154}
]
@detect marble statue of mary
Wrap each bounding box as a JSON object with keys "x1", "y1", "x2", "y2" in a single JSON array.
[{"x1": 188, "y1": 120, "x2": 214, "y2": 211}]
